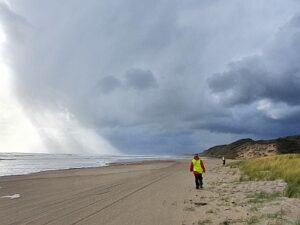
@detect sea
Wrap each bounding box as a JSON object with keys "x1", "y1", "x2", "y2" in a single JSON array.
[{"x1": 0, "y1": 153, "x2": 181, "y2": 177}]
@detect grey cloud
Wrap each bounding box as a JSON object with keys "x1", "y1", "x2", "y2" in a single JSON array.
[
  {"x1": 204, "y1": 14, "x2": 300, "y2": 138},
  {"x1": 125, "y1": 69, "x2": 158, "y2": 91},
  {"x1": 97, "y1": 68, "x2": 158, "y2": 95},
  {"x1": 0, "y1": 3, "x2": 29, "y2": 42},
  {"x1": 209, "y1": 14, "x2": 300, "y2": 106},
  {"x1": 208, "y1": 56, "x2": 268, "y2": 105},
  {"x1": 102, "y1": 127, "x2": 197, "y2": 154},
  {"x1": 1, "y1": 0, "x2": 300, "y2": 154},
  {"x1": 97, "y1": 76, "x2": 122, "y2": 94},
  {"x1": 193, "y1": 122, "x2": 251, "y2": 135}
]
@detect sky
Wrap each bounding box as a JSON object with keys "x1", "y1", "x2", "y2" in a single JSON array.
[{"x1": 0, "y1": 0, "x2": 300, "y2": 154}]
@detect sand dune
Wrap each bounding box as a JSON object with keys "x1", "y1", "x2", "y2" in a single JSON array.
[{"x1": 0, "y1": 159, "x2": 299, "y2": 225}]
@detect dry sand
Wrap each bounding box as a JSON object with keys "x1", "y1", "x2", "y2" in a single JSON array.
[{"x1": 0, "y1": 158, "x2": 299, "y2": 225}]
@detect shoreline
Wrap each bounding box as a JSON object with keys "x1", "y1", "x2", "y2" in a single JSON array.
[
  {"x1": 0, "y1": 159, "x2": 178, "y2": 180},
  {"x1": 0, "y1": 154, "x2": 186, "y2": 177}
]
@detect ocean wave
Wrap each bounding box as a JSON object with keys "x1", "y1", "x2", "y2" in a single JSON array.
[{"x1": 0, "y1": 153, "x2": 180, "y2": 176}]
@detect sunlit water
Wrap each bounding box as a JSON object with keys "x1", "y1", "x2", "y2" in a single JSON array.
[{"x1": 0, "y1": 153, "x2": 180, "y2": 176}]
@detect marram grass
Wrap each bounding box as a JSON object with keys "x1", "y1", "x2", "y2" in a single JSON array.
[{"x1": 229, "y1": 154, "x2": 300, "y2": 197}]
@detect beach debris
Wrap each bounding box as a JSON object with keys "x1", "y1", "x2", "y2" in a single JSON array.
[
  {"x1": 184, "y1": 206, "x2": 196, "y2": 211},
  {"x1": 0, "y1": 194, "x2": 21, "y2": 199},
  {"x1": 194, "y1": 202, "x2": 207, "y2": 206}
]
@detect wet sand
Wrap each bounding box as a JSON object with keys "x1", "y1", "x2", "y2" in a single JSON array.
[{"x1": 0, "y1": 158, "x2": 299, "y2": 225}]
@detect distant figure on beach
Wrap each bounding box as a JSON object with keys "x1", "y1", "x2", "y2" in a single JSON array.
[
  {"x1": 222, "y1": 156, "x2": 226, "y2": 165},
  {"x1": 190, "y1": 154, "x2": 206, "y2": 189}
]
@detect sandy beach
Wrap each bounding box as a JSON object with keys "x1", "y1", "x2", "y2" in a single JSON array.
[{"x1": 0, "y1": 158, "x2": 299, "y2": 225}]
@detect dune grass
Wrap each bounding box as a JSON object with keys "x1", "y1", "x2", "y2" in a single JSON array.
[
  {"x1": 229, "y1": 154, "x2": 300, "y2": 197},
  {"x1": 247, "y1": 191, "x2": 282, "y2": 204}
]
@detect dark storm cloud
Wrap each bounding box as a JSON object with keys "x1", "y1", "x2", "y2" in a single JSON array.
[
  {"x1": 97, "y1": 68, "x2": 157, "y2": 95},
  {"x1": 102, "y1": 127, "x2": 197, "y2": 154},
  {"x1": 97, "y1": 76, "x2": 122, "y2": 94},
  {"x1": 125, "y1": 69, "x2": 158, "y2": 91},
  {"x1": 209, "y1": 14, "x2": 300, "y2": 106},
  {"x1": 208, "y1": 56, "x2": 267, "y2": 105},
  {"x1": 1, "y1": 0, "x2": 300, "y2": 153},
  {"x1": 205, "y1": 14, "x2": 300, "y2": 138}
]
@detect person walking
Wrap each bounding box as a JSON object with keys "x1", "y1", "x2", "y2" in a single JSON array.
[
  {"x1": 222, "y1": 156, "x2": 226, "y2": 165},
  {"x1": 190, "y1": 154, "x2": 206, "y2": 189}
]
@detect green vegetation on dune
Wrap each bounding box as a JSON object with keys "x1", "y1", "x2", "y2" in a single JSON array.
[
  {"x1": 295, "y1": 218, "x2": 300, "y2": 225},
  {"x1": 201, "y1": 135, "x2": 300, "y2": 159},
  {"x1": 247, "y1": 191, "x2": 282, "y2": 204},
  {"x1": 229, "y1": 154, "x2": 300, "y2": 197},
  {"x1": 201, "y1": 138, "x2": 254, "y2": 159}
]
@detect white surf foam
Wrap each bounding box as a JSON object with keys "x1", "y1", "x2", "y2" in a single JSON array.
[{"x1": 0, "y1": 153, "x2": 179, "y2": 176}]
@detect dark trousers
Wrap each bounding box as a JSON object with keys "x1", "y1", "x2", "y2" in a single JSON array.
[{"x1": 194, "y1": 173, "x2": 203, "y2": 189}]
